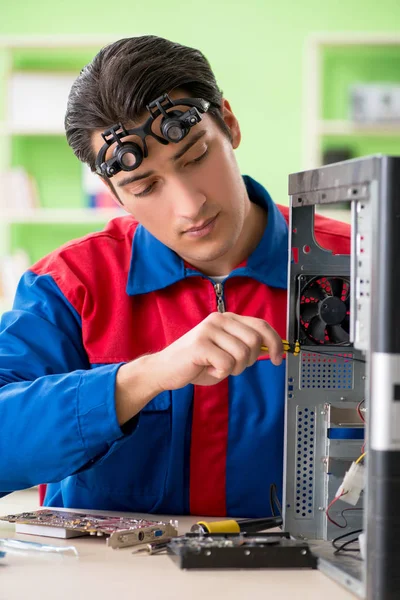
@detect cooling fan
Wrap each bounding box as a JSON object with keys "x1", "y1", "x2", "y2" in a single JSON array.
[{"x1": 298, "y1": 276, "x2": 350, "y2": 345}]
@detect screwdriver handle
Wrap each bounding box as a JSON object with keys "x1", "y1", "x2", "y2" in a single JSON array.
[
  {"x1": 191, "y1": 516, "x2": 283, "y2": 534},
  {"x1": 193, "y1": 519, "x2": 240, "y2": 533},
  {"x1": 260, "y1": 340, "x2": 300, "y2": 356}
]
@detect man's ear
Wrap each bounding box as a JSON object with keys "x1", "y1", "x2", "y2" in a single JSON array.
[{"x1": 220, "y1": 98, "x2": 241, "y2": 150}]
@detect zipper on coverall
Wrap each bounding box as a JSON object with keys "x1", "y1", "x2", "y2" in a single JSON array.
[{"x1": 214, "y1": 282, "x2": 226, "y2": 313}]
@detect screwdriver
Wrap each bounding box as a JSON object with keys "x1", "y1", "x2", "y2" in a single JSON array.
[
  {"x1": 132, "y1": 540, "x2": 171, "y2": 555},
  {"x1": 190, "y1": 516, "x2": 283, "y2": 534},
  {"x1": 260, "y1": 339, "x2": 300, "y2": 356}
]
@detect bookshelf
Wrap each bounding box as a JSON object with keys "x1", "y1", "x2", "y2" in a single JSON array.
[
  {"x1": 304, "y1": 33, "x2": 400, "y2": 170},
  {"x1": 0, "y1": 208, "x2": 121, "y2": 223},
  {"x1": 0, "y1": 36, "x2": 125, "y2": 313},
  {"x1": 303, "y1": 33, "x2": 400, "y2": 225}
]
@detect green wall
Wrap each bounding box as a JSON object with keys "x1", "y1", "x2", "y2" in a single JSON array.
[{"x1": 2, "y1": 0, "x2": 400, "y2": 211}]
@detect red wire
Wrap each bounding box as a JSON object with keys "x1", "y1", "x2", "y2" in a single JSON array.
[
  {"x1": 357, "y1": 400, "x2": 365, "y2": 423},
  {"x1": 326, "y1": 492, "x2": 348, "y2": 528},
  {"x1": 357, "y1": 400, "x2": 366, "y2": 454}
]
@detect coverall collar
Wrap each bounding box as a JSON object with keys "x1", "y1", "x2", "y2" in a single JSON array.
[{"x1": 126, "y1": 175, "x2": 288, "y2": 296}]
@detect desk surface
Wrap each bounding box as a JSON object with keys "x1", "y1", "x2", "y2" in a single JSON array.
[{"x1": 0, "y1": 489, "x2": 356, "y2": 600}]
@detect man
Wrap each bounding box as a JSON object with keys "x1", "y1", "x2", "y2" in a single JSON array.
[{"x1": 0, "y1": 36, "x2": 349, "y2": 517}]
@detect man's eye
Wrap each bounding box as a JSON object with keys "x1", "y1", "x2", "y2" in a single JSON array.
[
  {"x1": 133, "y1": 183, "x2": 156, "y2": 198},
  {"x1": 188, "y1": 148, "x2": 209, "y2": 165},
  {"x1": 131, "y1": 149, "x2": 209, "y2": 197}
]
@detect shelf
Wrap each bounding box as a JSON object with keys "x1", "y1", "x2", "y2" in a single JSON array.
[
  {"x1": 317, "y1": 120, "x2": 400, "y2": 136},
  {"x1": 0, "y1": 208, "x2": 124, "y2": 224},
  {"x1": 315, "y1": 206, "x2": 351, "y2": 224},
  {"x1": 0, "y1": 125, "x2": 65, "y2": 135},
  {"x1": 304, "y1": 35, "x2": 400, "y2": 169},
  {"x1": 308, "y1": 33, "x2": 400, "y2": 47},
  {"x1": 0, "y1": 35, "x2": 128, "y2": 49},
  {"x1": 0, "y1": 298, "x2": 12, "y2": 315}
]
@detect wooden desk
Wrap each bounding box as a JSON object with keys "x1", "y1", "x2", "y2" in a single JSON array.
[{"x1": 0, "y1": 489, "x2": 356, "y2": 600}]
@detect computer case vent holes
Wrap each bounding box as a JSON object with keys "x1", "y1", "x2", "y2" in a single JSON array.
[
  {"x1": 300, "y1": 352, "x2": 354, "y2": 390},
  {"x1": 295, "y1": 406, "x2": 316, "y2": 518}
]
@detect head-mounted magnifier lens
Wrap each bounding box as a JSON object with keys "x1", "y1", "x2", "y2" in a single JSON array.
[
  {"x1": 95, "y1": 95, "x2": 210, "y2": 179},
  {"x1": 160, "y1": 106, "x2": 203, "y2": 142}
]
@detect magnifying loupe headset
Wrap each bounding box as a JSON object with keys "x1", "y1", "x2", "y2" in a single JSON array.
[{"x1": 95, "y1": 94, "x2": 211, "y2": 178}]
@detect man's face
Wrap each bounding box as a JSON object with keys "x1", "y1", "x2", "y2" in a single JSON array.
[{"x1": 91, "y1": 95, "x2": 248, "y2": 271}]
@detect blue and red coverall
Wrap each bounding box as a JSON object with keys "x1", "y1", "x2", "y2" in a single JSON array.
[{"x1": 0, "y1": 176, "x2": 350, "y2": 517}]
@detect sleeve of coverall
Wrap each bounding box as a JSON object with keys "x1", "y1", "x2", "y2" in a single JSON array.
[{"x1": 0, "y1": 270, "x2": 137, "y2": 495}]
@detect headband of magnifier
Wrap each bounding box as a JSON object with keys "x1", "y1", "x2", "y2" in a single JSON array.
[{"x1": 95, "y1": 94, "x2": 211, "y2": 178}]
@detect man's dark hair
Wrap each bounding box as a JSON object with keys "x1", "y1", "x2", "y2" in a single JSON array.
[{"x1": 65, "y1": 35, "x2": 232, "y2": 172}]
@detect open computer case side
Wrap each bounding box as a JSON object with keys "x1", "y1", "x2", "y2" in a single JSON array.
[
  {"x1": 283, "y1": 155, "x2": 400, "y2": 599},
  {"x1": 368, "y1": 156, "x2": 400, "y2": 600}
]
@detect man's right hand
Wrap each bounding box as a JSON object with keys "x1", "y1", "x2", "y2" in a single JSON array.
[
  {"x1": 150, "y1": 312, "x2": 283, "y2": 390},
  {"x1": 115, "y1": 312, "x2": 283, "y2": 425}
]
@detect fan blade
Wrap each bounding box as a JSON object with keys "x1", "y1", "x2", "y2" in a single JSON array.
[
  {"x1": 327, "y1": 324, "x2": 349, "y2": 344},
  {"x1": 327, "y1": 277, "x2": 343, "y2": 298},
  {"x1": 303, "y1": 285, "x2": 326, "y2": 302},
  {"x1": 341, "y1": 315, "x2": 350, "y2": 333},
  {"x1": 300, "y1": 303, "x2": 320, "y2": 322},
  {"x1": 308, "y1": 316, "x2": 326, "y2": 342}
]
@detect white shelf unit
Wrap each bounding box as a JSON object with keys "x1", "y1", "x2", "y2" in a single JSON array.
[
  {"x1": 0, "y1": 35, "x2": 125, "y2": 169},
  {"x1": 0, "y1": 208, "x2": 123, "y2": 224},
  {"x1": 0, "y1": 35, "x2": 128, "y2": 225},
  {"x1": 316, "y1": 119, "x2": 400, "y2": 137},
  {"x1": 0, "y1": 209, "x2": 124, "y2": 268},
  {"x1": 0, "y1": 35, "x2": 133, "y2": 313},
  {"x1": 303, "y1": 33, "x2": 400, "y2": 170},
  {"x1": 315, "y1": 207, "x2": 351, "y2": 224}
]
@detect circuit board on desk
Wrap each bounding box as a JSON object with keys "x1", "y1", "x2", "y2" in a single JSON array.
[{"x1": 0, "y1": 509, "x2": 178, "y2": 549}]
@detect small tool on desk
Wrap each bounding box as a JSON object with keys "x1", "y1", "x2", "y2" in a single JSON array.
[
  {"x1": 132, "y1": 540, "x2": 171, "y2": 555},
  {"x1": 260, "y1": 339, "x2": 301, "y2": 356},
  {"x1": 190, "y1": 516, "x2": 283, "y2": 534},
  {"x1": 0, "y1": 538, "x2": 78, "y2": 556}
]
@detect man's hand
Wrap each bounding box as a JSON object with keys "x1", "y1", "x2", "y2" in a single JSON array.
[
  {"x1": 151, "y1": 312, "x2": 283, "y2": 390},
  {"x1": 115, "y1": 312, "x2": 283, "y2": 425}
]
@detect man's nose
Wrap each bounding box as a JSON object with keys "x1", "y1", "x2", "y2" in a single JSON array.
[{"x1": 172, "y1": 179, "x2": 206, "y2": 219}]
